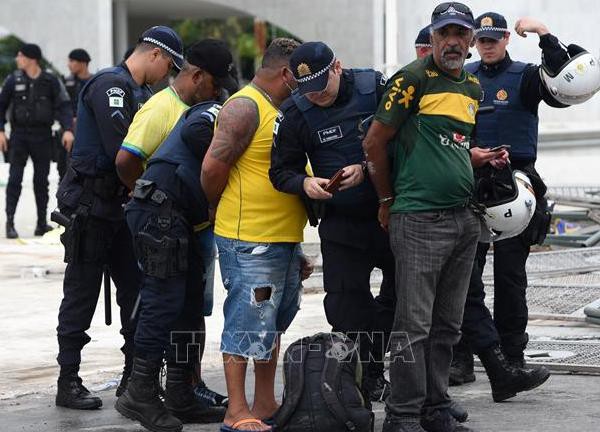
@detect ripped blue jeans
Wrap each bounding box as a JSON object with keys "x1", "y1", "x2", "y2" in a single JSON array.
[{"x1": 215, "y1": 235, "x2": 303, "y2": 360}]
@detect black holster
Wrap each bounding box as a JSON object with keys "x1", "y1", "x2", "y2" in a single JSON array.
[
  {"x1": 135, "y1": 231, "x2": 188, "y2": 279},
  {"x1": 132, "y1": 179, "x2": 190, "y2": 279}
]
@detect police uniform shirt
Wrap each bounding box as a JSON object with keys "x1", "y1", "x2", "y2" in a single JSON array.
[
  {"x1": 270, "y1": 69, "x2": 386, "y2": 196},
  {"x1": 470, "y1": 34, "x2": 568, "y2": 116},
  {"x1": 142, "y1": 106, "x2": 216, "y2": 227},
  {"x1": 0, "y1": 69, "x2": 73, "y2": 132},
  {"x1": 75, "y1": 62, "x2": 152, "y2": 162}
]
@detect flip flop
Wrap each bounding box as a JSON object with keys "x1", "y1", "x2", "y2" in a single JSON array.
[{"x1": 220, "y1": 418, "x2": 273, "y2": 432}]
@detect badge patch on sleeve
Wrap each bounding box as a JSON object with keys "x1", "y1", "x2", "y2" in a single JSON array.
[{"x1": 106, "y1": 87, "x2": 125, "y2": 108}]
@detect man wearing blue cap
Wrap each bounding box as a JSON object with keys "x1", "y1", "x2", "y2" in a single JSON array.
[
  {"x1": 269, "y1": 41, "x2": 396, "y2": 404},
  {"x1": 415, "y1": 26, "x2": 433, "y2": 59},
  {"x1": 363, "y1": 2, "x2": 507, "y2": 431},
  {"x1": 54, "y1": 25, "x2": 183, "y2": 413},
  {"x1": 449, "y1": 13, "x2": 572, "y2": 401}
]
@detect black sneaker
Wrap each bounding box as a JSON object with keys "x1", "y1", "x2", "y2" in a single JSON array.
[
  {"x1": 193, "y1": 379, "x2": 228, "y2": 407},
  {"x1": 56, "y1": 375, "x2": 102, "y2": 410},
  {"x1": 362, "y1": 373, "x2": 391, "y2": 402}
]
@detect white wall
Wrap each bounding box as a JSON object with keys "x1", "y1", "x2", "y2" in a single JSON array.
[{"x1": 0, "y1": 0, "x2": 113, "y2": 76}]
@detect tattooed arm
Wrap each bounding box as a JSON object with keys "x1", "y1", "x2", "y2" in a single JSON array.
[{"x1": 201, "y1": 96, "x2": 259, "y2": 207}]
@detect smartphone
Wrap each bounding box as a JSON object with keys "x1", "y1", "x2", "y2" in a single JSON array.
[
  {"x1": 324, "y1": 168, "x2": 345, "y2": 193},
  {"x1": 490, "y1": 144, "x2": 511, "y2": 152}
]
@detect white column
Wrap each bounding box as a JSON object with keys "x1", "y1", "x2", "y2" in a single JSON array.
[
  {"x1": 113, "y1": 0, "x2": 128, "y2": 65},
  {"x1": 93, "y1": 0, "x2": 114, "y2": 68},
  {"x1": 372, "y1": 0, "x2": 385, "y2": 73},
  {"x1": 384, "y1": 0, "x2": 399, "y2": 77}
]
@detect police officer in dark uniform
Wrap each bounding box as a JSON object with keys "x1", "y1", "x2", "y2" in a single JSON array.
[
  {"x1": 54, "y1": 26, "x2": 184, "y2": 411},
  {"x1": 0, "y1": 43, "x2": 73, "y2": 238},
  {"x1": 116, "y1": 60, "x2": 236, "y2": 430},
  {"x1": 56, "y1": 49, "x2": 93, "y2": 181},
  {"x1": 269, "y1": 41, "x2": 395, "y2": 402},
  {"x1": 450, "y1": 13, "x2": 571, "y2": 400}
]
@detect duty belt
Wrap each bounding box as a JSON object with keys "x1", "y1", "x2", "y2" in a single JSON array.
[{"x1": 132, "y1": 179, "x2": 176, "y2": 230}]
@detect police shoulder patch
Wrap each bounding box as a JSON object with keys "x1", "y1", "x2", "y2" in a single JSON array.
[{"x1": 106, "y1": 87, "x2": 125, "y2": 108}]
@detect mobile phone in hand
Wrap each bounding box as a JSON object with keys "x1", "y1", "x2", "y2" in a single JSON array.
[
  {"x1": 490, "y1": 144, "x2": 511, "y2": 152},
  {"x1": 324, "y1": 168, "x2": 345, "y2": 193}
]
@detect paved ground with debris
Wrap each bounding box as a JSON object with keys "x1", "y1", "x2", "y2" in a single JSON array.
[{"x1": 1, "y1": 162, "x2": 600, "y2": 431}]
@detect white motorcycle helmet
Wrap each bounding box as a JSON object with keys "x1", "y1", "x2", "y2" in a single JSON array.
[
  {"x1": 540, "y1": 44, "x2": 600, "y2": 105},
  {"x1": 475, "y1": 168, "x2": 536, "y2": 243}
]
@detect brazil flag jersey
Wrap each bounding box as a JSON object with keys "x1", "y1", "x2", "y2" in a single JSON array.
[{"x1": 375, "y1": 55, "x2": 481, "y2": 212}]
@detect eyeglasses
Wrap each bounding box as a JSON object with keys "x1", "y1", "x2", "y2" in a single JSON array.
[{"x1": 432, "y1": 2, "x2": 473, "y2": 18}]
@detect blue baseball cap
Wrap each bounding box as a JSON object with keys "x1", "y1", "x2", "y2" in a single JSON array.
[
  {"x1": 474, "y1": 13, "x2": 509, "y2": 40},
  {"x1": 290, "y1": 41, "x2": 336, "y2": 95},
  {"x1": 415, "y1": 26, "x2": 432, "y2": 47},
  {"x1": 431, "y1": 2, "x2": 475, "y2": 31},
  {"x1": 139, "y1": 25, "x2": 184, "y2": 70}
]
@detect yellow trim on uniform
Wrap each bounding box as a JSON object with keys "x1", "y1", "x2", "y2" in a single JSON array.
[{"x1": 418, "y1": 92, "x2": 479, "y2": 124}]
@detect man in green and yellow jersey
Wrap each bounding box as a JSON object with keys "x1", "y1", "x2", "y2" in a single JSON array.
[
  {"x1": 363, "y1": 3, "x2": 508, "y2": 432},
  {"x1": 202, "y1": 38, "x2": 312, "y2": 432}
]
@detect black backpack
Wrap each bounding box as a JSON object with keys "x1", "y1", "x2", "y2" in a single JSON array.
[{"x1": 273, "y1": 333, "x2": 374, "y2": 432}]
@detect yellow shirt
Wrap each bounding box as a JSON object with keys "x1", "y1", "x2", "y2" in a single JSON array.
[
  {"x1": 121, "y1": 87, "x2": 188, "y2": 162},
  {"x1": 215, "y1": 84, "x2": 307, "y2": 243}
]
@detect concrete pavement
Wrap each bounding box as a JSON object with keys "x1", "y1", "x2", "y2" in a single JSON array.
[{"x1": 1, "y1": 161, "x2": 600, "y2": 431}]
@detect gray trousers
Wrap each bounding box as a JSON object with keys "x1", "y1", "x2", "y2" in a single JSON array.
[{"x1": 386, "y1": 208, "x2": 480, "y2": 418}]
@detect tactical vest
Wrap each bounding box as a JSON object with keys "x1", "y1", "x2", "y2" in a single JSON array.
[
  {"x1": 64, "y1": 74, "x2": 89, "y2": 116},
  {"x1": 292, "y1": 69, "x2": 378, "y2": 207},
  {"x1": 10, "y1": 69, "x2": 55, "y2": 128},
  {"x1": 465, "y1": 61, "x2": 538, "y2": 162},
  {"x1": 71, "y1": 64, "x2": 151, "y2": 176},
  {"x1": 146, "y1": 101, "x2": 221, "y2": 210}
]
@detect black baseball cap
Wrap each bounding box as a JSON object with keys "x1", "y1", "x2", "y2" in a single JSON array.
[
  {"x1": 290, "y1": 41, "x2": 335, "y2": 95},
  {"x1": 139, "y1": 25, "x2": 184, "y2": 70},
  {"x1": 415, "y1": 26, "x2": 432, "y2": 47},
  {"x1": 474, "y1": 13, "x2": 509, "y2": 40},
  {"x1": 19, "y1": 43, "x2": 42, "y2": 61},
  {"x1": 431, "y1": 2, "x2": 475, "y2": 31},
  {"x1": 186, "y1": 39, "x2": 238, "y2": 95},
  {"x1": 68, "y1": 48, "x2": 91, "y2": 63}
]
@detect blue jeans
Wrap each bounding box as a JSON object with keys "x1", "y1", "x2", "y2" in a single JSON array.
[{"x1": 216, "y1": 235, "x2": 303, "y2": 360}]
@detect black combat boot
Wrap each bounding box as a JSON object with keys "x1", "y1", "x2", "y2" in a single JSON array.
[
  {"x1": 6, "y1": 216, "x2": 18, "y2": 239},
  {"x1": 478, "y1": 345, "x2": 550, "y2": 402},
  {"x1": 449, "y1": 339, "x2": 475, "y2": 386},
  {"x1": 164, "y1": 364, "x2": 225, "y2": 424},
  {"x1": 34, "y1": 221, "x2": 53, "y2": 236},
  {"x1": 115, "y1": 357, "x2": 182, "y2": 432},
  {"x1": 55, "y1": 367, "x2": 102, "y2": 410},
  {"x1": 116, "y1": 355, "x2": 133, "y2": 397}
]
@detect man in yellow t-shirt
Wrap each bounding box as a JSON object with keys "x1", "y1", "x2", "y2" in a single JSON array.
[
  {"x1": 202, "y1": 39, "x2": 311, "y2": 432},
  {"x1": 114, "y1": 40, "x2": 238, "y2": 413}
]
